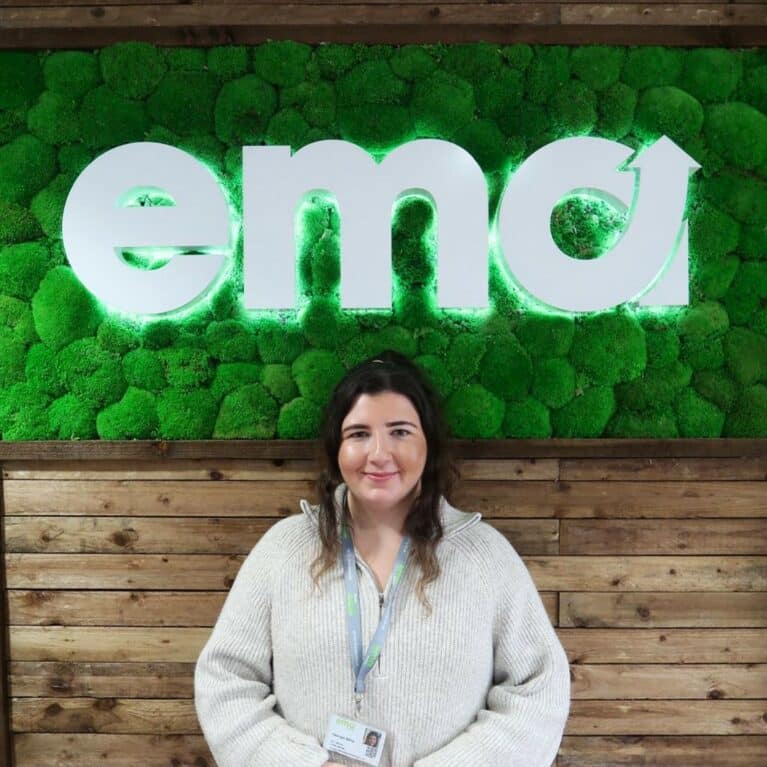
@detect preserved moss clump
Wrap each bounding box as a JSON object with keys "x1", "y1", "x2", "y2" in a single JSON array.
[
  {"x1": 0, "y1": 134, "x2": 57, "y2": 205},
  {"x1": 210, "y1": 362, "x2": 261, "y2": 402},
  {"x1": 606, "y1": 406, "x2": 678, "y2": 438},
  {"x1": 677, "y1": 300, "x2": 729, "y2": 339},
  {"x1": 516, "y1": 313, "x2": 575, "y2": 358},
  {"x1": 27, "y1": 92, "x2": 79, "y2": 145},
  {"x1": 80, "y1": 86, "x2": 149, "y2": 150},
  {"x1": 214, "y1": 383, "x2": 278, "y2": 438},
  {"x1": 96, "y1": 318, "x2": 140, "y2": 356},
  {"x1": 740, "y1": 224, "x2": 767, "y2": 261},
  {"x1": 390, "y1": 46, "x2": 437, "y2": 81},
  {"x1": 479, "y1": 334, "x2": 532, "y2": 401},
  {"x1": 214, "y1": 75, "x2": 277, "y2": 145},
  {"x1": 163, "y1": 48, "x2": 206, "y2": 71},
  {"x1": 740, "y1": 65, "x2": 767, "y2": 115},
  {"x1": 43, "y1": 51, "x2": 99, "y2": 101},
  {"x1": 122, "y1": 348, "x2": 166, "y2": 392},
  {"x1": 58, "y1": 143, "x2": 92, "y2": 176},
  {"x1": 204, "y1": 320, "x2": 257, "y2": 363},
  {"x1": 704, "y1": 103, "x2": 767, "y2": 172},
  {"x1": 0, "y1": 333, "x2": 25, "y2": 387},
  {"x1": 142, "y1": 320, "x2": 178, "y2": 350},
  {"x1": 723, "y1": 262, "x2": 767, "y2": 325},
  {"x1": 526, "y1": 46, "x2": 569, "y2": 105},
  {"x1": 31, "y1": 266, "x2": 101, "y2": 351},
  {"x1": 56, "y1": 338, "x2": 126, "y2": 408},
  {"x1": 278, "y1": 396, "x2": 323, "y2": 438},
  {"x1": 615, "y1": 359, "x2": 692, "y2": 410},
  {"x1": 364, "y1": 326, "x2": 418, "y2": 360},
  {"x1": 0, "y1": 202, "x2": 41, "y2": 245},
  {"x1": 99, "y1": 42, "x2": 166, "y2": 100},
  {"x1": 0, "y1": 382, "x2": 52, "y2": 440},
  {"x1": 337, "y1": 104, "x2": 411, "y2": 150},
  {"x1": 550, "y1": 195, "x2": 626, "y2": 260},
  {"x1": 266, "y1": 108, "x2": 311, "y2": 148},
  {"x1": 674, "y1": 388, "x2": 724, "y2": 437},
  {"x1": 681, "y1": 48, "x2": 741, "y2": 103},
  {"x1": 207, "y1": 47, "x2": 249, "y2": 80},
  {"x1": 571, "y1": 46, "x2": 624, "y2": 91},
  {"x1": 532, "y1": 357, "x2": 576, "y2": 408},
  {"x1": 160, "y1": 346, "x2": 213, "y2": 389},
  {"x1": 414, "y1": 354, "x2": 453, "y2": 399},
  {"x1": 503, "y1": 44, "x2": 533, "y2": 71},
  {"x1": 680, "y1": 335, "x2": 724, "y2": 371},
  {"x1": 0, "y1": 242, "x2": 49, "y2": 299},
  {"x1": 147, "y1": 71, "x2": 219, "y2": 135},
  {"x1": 411, "y1": 71, "x2": 475, "y2": 139},
  {"x1": 501, "y1": 396, "x2": 551, "y2": 438},
  {"x1": 724, "y1": 327, "x2": 767, "y2": 385},
  {"x1": 570, "y1": 312, "x2": 646, "y2": 385},
  {"x1": 476, "y1": 68, "x2": 524, "y2": 125},
  {"x1": 634, "y1": 86, "x2": 704, "y2": 147},
  {"x1": 292, "y1": 349, "x2": 345, "y2": 404},
  {"x1": 300, "y1": 298, "x2": 347, "y2": 349},
  {"x1": 622, "y1": 47, "x2": 684, "y2": 89},
  {"x1": 446, "y1": 332, "x2": 487, "y2": 383},
  {"x1": 693, "y1": 369, "x2": 737, "y2": 412},
  {"x1": 254, "y1": 41, "x2": 312, "y2": 87},
  {"x1": 261, "y1": 364, "x2": 299, "y2": 403},
  {"x1": 445, "y1": 383, "x2": 504, "y2": 438},
  {"x1": 644, "y1": 325, "x2": 680, "y2": 366},
  {"x1": 281, "y1": 81, "x2": 336, "y2": 128},
  {"x1": 701, "y1": 171, "x2": 767, "y2": 226},
  {"x1": 315, "y1": 44, "x2": 357, "y2": 79},
  {"x1": 48, "y1": 393, "x2": 97, "y2": 439},
  {"x1": 548, "y1": 81, "x2": 597, "y2": 136},
  {"x1": 255, "y1": 320, "x2": 305, "y2": 363},
  {"x1": 31, "y1": 174, "x2": 74, "y2": 238},
  {"x1": 25, "y1": 343, "x2": 65, "y2": 397},
  {"x1": 337, "y1": 60, "x2": 408, "y2": 106},
  {"x1": 552, "y1": 386, "x2": 615, "y2": 437},
  {"x1": 454, "y1": 119, "x2": 509, "y2": 172},
  {"x1": 0, "y1": 52, "x2": 44, "y2": 109},
  {"x1": 157, "y1": 387, "x2": 217, "y2": 439},
  {"x1": 0, "y1": 296, "x2": 36, "y2": 345},
  {"x1": 689, "y1": 202, "x2": 740, "y2": 263},
  {"x1": 724, "y1": 384, "x2": 767, "y2": 437},
  {"x1": 96, "y1": 388, "x2": 158, "y2": 439},
  {"x1": 440, "y1": 43, "x2": 501, "y2": 85},
  {"x1": 597, "y1": 82, "x2": 637, "y2": 140}
]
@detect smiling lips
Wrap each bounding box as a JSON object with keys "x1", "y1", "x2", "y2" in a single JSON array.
[{"x1": 364, "y1": 472, "x2": 398, "y2": 481}]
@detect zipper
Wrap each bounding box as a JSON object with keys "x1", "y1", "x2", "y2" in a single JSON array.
[
  {"x1": 377, "y1": 591, "x2": 384, "y2": 676},
  {"x1": 353, "y1": 552, "x2": 387, "y2": 678}
]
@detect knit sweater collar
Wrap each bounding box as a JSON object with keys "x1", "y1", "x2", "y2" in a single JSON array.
[{"x1": 299, "y1": 484, "x2": 481, "y2": 540}]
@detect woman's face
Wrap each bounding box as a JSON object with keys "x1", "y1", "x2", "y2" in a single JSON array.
[{"x1": 338, "y1": 391, "x2": 427, "y2": 519}]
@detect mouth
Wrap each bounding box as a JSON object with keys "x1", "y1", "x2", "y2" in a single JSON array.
[{"x1": 364, "y1": 472, "x2": 398, "y2": 481}]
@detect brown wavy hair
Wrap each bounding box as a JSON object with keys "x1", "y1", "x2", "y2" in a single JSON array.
[{"x1": 310, "y1": 350, "x2": 455, "y2": 610}]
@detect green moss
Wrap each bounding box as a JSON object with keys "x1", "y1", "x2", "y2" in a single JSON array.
[
  {"x1": 253, "y1": 41, "x2": 311, "y2": 87},
  {"x1": 157, "y1": 387, "x2": 217, "y2": 439},
  {"x1": 478, "y1": 334, "x2": 532, "y2": 401},
  {"x1": 526, "y1": 46, "x2": 569, "y2": 105},
  {"x1": 551, "y1": 195, "x2": 626, "y2": 261},
  {"x1": 56, "y1": 337, "x2": 126, "y2": 408},
  {"x1": 99, "y1": 43, "x2": 166, "y2": 100},
  {"x1": 94, "y1": 318, "x2": 138, "y2": 356},
  {"x1": 315, "y1": 44, "x2": 357, "y2": 79},
  {"x1": 0, "y1": 202, "x2": 42, "y2": 246},
  {"x1": 622, "y1": 47, "x2": 684, "y2": 89},
  {"x1": 571, "y1": 46, "x2": 624, "y2": 91},
  {"x1": 31, "y1": 266, "x2": 102, "y2": 351},
  {"x1": 0, "y1": 295, "x2": 35, "y2": 345},
  {"x1": 740, "y1": 224, "x2": 767, "y2": 261},
  {"x1": 516, "y1": 313, "x2": 574, "y2": 357},
  {"x1": 208, "y1": 47, "x2": 249, "y2": 80},
  {"x1": 499, "y1": 101, "x2": 550, "y2": 145},
  {"x1": 365, "y1": 325, "x2": 418, "y2": 359},
  {"x1": 677, "y1": 300, "x2": 729, "y2": 338},
  {"x1": 120, "y1": 348, "x2": 163, "y2": 392},
  {"x1": 309, "y1": 233, "x2": 341, "y2": 295},
  {"x1": 454, "y1": 119, "x2": 510, "y2": 172},
  {"x1": 390, "y1": 46, "x2": 437, "y2": 81},
  {"x1": 570, "y1": 312, "x2": 646, "y2": 386},
  {"x1": 96, "y1": 387, "x2": 158, "y2": 439},
  {"x1": 48, "y1": 393, "x2": 97, "y2": 439},
  {"x1": 499, "y1": 396, "x2": 550, "y2": 438},
  {"x1": 411, "y1": 71, "x2": 475, "y2": 139},
  {"x1": 476, "y1": 67, "x2": 524, "y2": 125},
  {"x1": 274, "y1": 396, "x2": 321, "y2": 438},
  {"x1": 740, "y1": 65, "x2": 767, "y2": 115},
  {"x1": 445, "y1": 383, "x2": 504, "y2": 438},
  {"x1": 531, "y1": 357, "x2": 576, "y2": 408},
  {"x1": 214, "y1": 75, "x2": 277, "y2": 145},
  {"x1": 597, "y1": 82, "x2": 637, "y2": 140},
  {"x1": 393, "y1": 287, "x2": 436, "y2": 330},
  {"x1": 27, "y1": 91, "x2": 79, "y2": 145},
  {"x1": 0, "y1": 332, "x2": 26, "y2": 387},
  {"x1": 704, "y1": 103, "x2": 767, "y2": 172},
  {"x1": 80, "y1": 86, "x2": 149, "y2": 150},
  {"x1": 441, "y1": 43, "x2": 501, "y2": 85},
  {"x1": 446, "y1": 332, "x2": 487, "y2": 383},
  {"x1": 692, "y1": 369, "x2": 738, "y2": 412},
  {"x1": 673, "y1": 388, "x2": 724, "y2": 437},
  {"x1": 159, "y1": 346, "x2": 213, "y2": 389},
  {"x1": 418, "y1": 328, "x2": 449, "y2": 356},
  {"x1": 163, "y1": 48, "x2": 206, "y2": 72},
  {"x1": 58, "y1": 143, "x2": 93, "y2": 176},
  {"x1": 337, "y1": 104, "x2": 411, "y2": 150},
  {"x1": 25, "y1": 342, "x2": 65, "y2": 396},
  {"x1": 0, "y1": 134, "x2": 57, "y2": 205},
  {"x1": 724, "y1": 327, "x2": 767, "y2": 385},
  {"x1": 723, "y1": 262, "x2": 767, "y2": 325},
  {"x1": 0, "y1": 108, "x2": 25, "y2": 145},
  {"x1": 394, "y1": 195, "x2": 433, "y2": 238},
  {"x1": 644, "y1": 325, "x2": 680, "y2": 366},
  {"x1": 210, "y1": 362, "x2": 261, "y2": 402},
  {"x1": 281, "y1": 81, "x2": 336, "y2": 128},
  {"x1": 141, "y1": 320, "x2": 179, "y2": 350},
  {"x1": 256, "y1": 319, "x2": 305, "y2": 363},
  {"x1": 299, "y1": 297, "x2": 348, "y2": 348},
  {"x1": 0, "y1": 382, "x2": 52, "y2": 440},
  {"x1": 0, "y1": 52, "x2": 44, "y2": 109},
  {"x1": 292, "y1": 348, "x2": 345, "y2": 405},
  {"x1": 605, "y1": 406, "x2": 678, "y2": 438},
  {"x1": 204, "y1": 319, "x2": 257, "y2": 363},
  {"x1": 337, "y1": 60, "x2": 408, "y2": 107},
  {"x1": 548, "y1": 81, "x2": 598, "y2": 136},
  {"x1": 615, "y1": 359, "x2": 692, "y2": 410},
  {"x1": 552, "y1": 386, "x2": 615, "y2": 437},
  {"x1": 681, "y1": 48, "x2": 741, "y2": 103},
  {"x1": 413, "y1": 354, "x2": 452, "y2": 399},
  {"x1": 30, "y1": 174, "x2": 74, "y2": 239},
  {"x1": 634, "y1": 86, "x2": 703, "y2": 147},
  {"x1": 43, "y1": 51, "x2": 100, "y2": 101},
  {"x1": 0, "y1": 241, "x2": 50, "y2": 299},
  {"x1": 723, "y1": 384, "x2": 767, "y2": 437},
  {"x1": 689, "y1": 202, "x2": 740, "y2": 265},
  {"x1": 147, "y1": 71, "x2": 219, "y2": 135},
  {"x1": 265, "y1": 108, "x2": 311, "y2": 148},
  {"x1": 261, "y1": 363, "x2": 299, "y2": 403},
  {"x1": 680, "y1": 335, "x2": 724, "y2": 371},
  {"x1": 213, "y1": 382, "x2": 278, "y2": 438},
  {"x1": 502, "y1": 44, "x2": 533, "y2": 71},
  {"x1": 701, "y1": 170, "x2": 767, "y2": 226}
]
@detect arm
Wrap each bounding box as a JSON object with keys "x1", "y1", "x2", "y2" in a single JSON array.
[
  {"x1": 414, "y1": 534, "x2": 571, "y2": 767},
  {"x1": 194, "y1": 522, "x2": 330, "y2": 767}
]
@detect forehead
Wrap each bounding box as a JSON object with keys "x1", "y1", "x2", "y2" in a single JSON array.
[{"x1": 342, "y1": 391, "x2": 422, "y2": 426}]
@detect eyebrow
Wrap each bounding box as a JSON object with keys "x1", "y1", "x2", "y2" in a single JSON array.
[{"x1": 342, "y1": 420, "x2": 419, "y2": 433}]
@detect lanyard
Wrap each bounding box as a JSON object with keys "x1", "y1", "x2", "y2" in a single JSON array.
[{"x1": 341, "y1": 522, "x2": 411, "y2": 702}]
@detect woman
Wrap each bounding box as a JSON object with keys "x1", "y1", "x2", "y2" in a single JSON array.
[{"x1": 195, "y1": 351, "x2": 571, "y2": 766}]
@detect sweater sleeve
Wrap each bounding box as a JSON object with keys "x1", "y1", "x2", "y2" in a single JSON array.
[
  {"x1": 194, "y1": 521, "x2": 331, "y2": 767},
  {"x1": 413, "y1": 531, "x2": 571, "y2": 767}
]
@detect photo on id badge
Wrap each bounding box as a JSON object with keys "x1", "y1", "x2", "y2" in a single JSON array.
[{"x1": 363, "y1": 729, "x2": 381, "y2": 758}]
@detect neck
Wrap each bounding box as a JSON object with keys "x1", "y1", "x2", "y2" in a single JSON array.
[{"x1": 343, "y1": 491, "x2": 410, "y2": 543}]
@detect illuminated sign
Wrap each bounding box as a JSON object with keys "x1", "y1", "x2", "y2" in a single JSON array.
[{"x1": 61, "y1": 137, "x2": 699, "y2": 316}]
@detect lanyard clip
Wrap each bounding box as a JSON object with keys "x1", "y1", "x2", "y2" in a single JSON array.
[{"x1": 354, "y1": 693, "x2": 363, "y2": 715}]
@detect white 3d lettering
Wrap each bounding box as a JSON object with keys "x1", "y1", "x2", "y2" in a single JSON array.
[{"x1": 61, "y1": 137, "x2": 699, "y2": 316}]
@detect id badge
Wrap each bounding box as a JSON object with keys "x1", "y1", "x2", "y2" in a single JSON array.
[{"x1": 323, "y1": 713, "x2": 387, "y2": 766}]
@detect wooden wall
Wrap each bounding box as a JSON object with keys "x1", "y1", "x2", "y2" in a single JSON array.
[{"x1": 1, "y1": 439, "x2": 766, "y2": 766}]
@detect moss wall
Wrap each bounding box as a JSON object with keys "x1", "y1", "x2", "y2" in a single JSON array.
[{"x1": 0, "y1": 42, "x2": 766, "y2": 439}]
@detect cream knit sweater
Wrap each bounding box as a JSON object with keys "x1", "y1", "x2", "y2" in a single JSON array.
[{"x1": 194, "y1": 491, "x2": 571, "y2": 767}]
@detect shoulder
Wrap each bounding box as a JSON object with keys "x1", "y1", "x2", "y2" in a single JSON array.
[{"x1": 240, "y1": 511, "x2": 318, "y2": 578}]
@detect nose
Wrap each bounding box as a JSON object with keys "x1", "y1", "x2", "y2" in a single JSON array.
[{"x1": 369, "y1": 430, "x2": 392, "y2": 463}]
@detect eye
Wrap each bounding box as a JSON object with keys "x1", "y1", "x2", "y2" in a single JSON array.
[
  {"x1": 346, "y1": 430, "x2": 368, "y2": 439},
  {"x1": 391, "y1": 428, "x2": 411, "y2": 437}
]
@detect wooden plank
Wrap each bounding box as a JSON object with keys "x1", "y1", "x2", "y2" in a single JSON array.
[
  {"x1": 0, "y1": 477, "x2": 12, "y2": 767},
  {"x1": 562, "y1": 3, "x2": 767, "y2": 24},
  {"x1": 11, "y1": 697, "x2": 199, "y2": 735},
  {"x1": 9, "y1": 662, "x2": 194, "y2": 699},
  {"x1": 563, "y1": 629, "x2": 767, "y2": 663},
  {"x1": 561, "y1": 519, "x2": 767, "y2": 555},
  {"x1": 4, "y1": 554, "x2": 245, "y2": 590},
  {"x1": 559, "y1": 735, "x2": 767, "y2": 766},
  {"x1": 560, "y1": 457, "x2": 767, "y2": 482},
  {"x1": 13, "y1": 733, "x2": 211, "y2": 767},
  {"x1": 561, "y1": 592, "x2": 767, "y2": 628},
  {"x1": 9, "y1": 627, "x2": 209, "y2": 662},
  {"x1": 567, "y1": 700, "x2": 767, "y2": 735},
  {"x1": 571, "y1": 663, "x2": 767, "y2": 700}
]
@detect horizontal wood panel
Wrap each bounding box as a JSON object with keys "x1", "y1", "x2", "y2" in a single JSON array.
[
  {"x1": 3, "y1": 516, "x2": 560, "y2": 555},
  {"x1": 11, "y1": 626, "x2": 767, "y2": 663},
  {"x1": 558, "y1": 735, "x2": 767, "y2": 766},
  {"x1": 560, "y1": 519, "x2": 767, "y2": 555},
  {"x1": 7, "y1": 553, "x2": 765, "y2": 590},
  {"x1": 559, "y1": 457, "x2": 767, "y2": 482},
  {"x1": 561, "y1": 592, "x2": 767, "y2": 628},
  {"x1": 571, "y1": 663, "x2": 767, "y2": 700},
  {"x1": 9, "y1": 662, "x2": 195, "y2": 699},
  {"x1": 8, "y1": 479, "x2": 767, "y2": 518}
]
